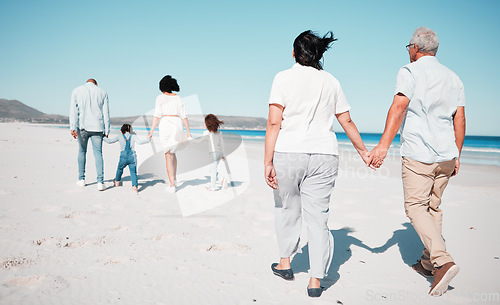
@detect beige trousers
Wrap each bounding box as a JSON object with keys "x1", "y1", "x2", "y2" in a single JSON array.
[{"x1": 401, "y1": 157, "x2": 456, "y2": 271}]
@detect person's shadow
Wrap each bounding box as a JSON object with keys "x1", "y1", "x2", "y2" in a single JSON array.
[
  {"x1": 372, "y1": 222, "x2": 423, "y2": 266},
  {"x1": 372, "y1": 222, "x2": 434, "y2": 285},
  {"x1": 291, "y1": 227, "x2": 375, "y2": 290}
]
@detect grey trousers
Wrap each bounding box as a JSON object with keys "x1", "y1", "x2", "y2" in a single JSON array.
[{"x1": 273, "y1": 152, "x2": 338, "y2": 278}]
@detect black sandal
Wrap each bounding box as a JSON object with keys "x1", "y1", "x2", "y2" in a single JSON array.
[
  {"x1": 307, "y1": 287, "x2": 324, "y2": 298},
  {"x1": 271, "y1": 263, "x2": 294, "y2": 281}
]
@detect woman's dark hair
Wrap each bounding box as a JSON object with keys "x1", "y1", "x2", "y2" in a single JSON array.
[
  {"x1": 159, "y1": 75, "x2": 180, "y2": 93},
  {"x1": 205, "y1": 114, "x2": 224, "y2": 133},
  {"x1": 121, "y1": 124, "x2": 131, "y2": 134},
  {"x1": 293, "y1": 30, "x2": 337, "y2": 70}
]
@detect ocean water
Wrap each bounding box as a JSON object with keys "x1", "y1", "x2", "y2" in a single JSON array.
[
  {"x1": 93, "y1": 126, "x2": 500, "y2": 167},
  {"x1": 210, "y1": 129, "x2": 500, "y2": 167}
]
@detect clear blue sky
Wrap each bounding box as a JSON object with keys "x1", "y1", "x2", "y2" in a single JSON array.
[{"x1": 1, "y1": 0, "x2": 499, "y2": 135}]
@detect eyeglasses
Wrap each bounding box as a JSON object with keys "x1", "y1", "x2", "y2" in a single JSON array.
[{"x1": 406, "y1": 43, "x2": 415, "y2": 51}]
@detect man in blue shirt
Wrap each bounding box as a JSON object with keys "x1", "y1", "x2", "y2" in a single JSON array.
[
  {"x1": 370, "y1": 27, "x2": 466, "y2": 297},
  {"x1": 69, "y1": 79, "x2": 110, "y2": 191}
]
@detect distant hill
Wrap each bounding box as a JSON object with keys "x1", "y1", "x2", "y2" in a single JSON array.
[
  {"x1": 0, "y1": 99, "x2": 68, "y2": 124},
  {"x1": 113, "y1": 114, "x2": 267, "y2": 130},
  {"x1": 0, "y1": 99, "x2": 266, "y2": 129}
]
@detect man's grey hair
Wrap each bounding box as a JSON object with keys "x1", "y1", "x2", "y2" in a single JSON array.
[{"x1": 410, "y1": 26, "x2": 439, "y2": 55}]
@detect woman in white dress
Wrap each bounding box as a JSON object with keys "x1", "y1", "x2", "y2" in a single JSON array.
[{"x1": 148, "y1": 75, "x2": 192, "y2": 192}]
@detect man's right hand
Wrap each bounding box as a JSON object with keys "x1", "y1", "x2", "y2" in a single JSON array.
[
  {"x1": 451, "y1": 159, "x2": 460, "y2": 176},
  {"x1": 70, "y1": 130, "x2": 78, "y2": 139},
  {"x1": 370, "y1": 144, "x2": 389, "y2": 168}
]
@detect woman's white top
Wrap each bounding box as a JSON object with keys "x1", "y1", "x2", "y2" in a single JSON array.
[
  {"x1": 269, "y1": 63, "x2": 351, "y2": 155},
  {"x1": 203, "y1": 130, "x2": 224, "y2": 154},
  {"x1": 153, "y1": 94, "x2": 187, "y2": 119}
]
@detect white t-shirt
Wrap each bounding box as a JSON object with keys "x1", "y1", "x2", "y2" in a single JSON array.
[
  {"x1": 153, "y1": 94, "x2": 187, "y2": 119},
  {"x1": 268, "y1": 63, "x2": 351, "y2": 155},
  {"x1": 395, "y1": 56, "x2": 465, "y2": 163}
]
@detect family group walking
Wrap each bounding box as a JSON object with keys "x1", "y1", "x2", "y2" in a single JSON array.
[
  {"x1": 69, "y1": 25, "x2": 466, "y2": 299},
  {"x1": 69, "y1": 76, "x2": 227, "y2": 194},
  {"x1": 265, "y1": 26, "x2": 465, "y2": 298}
]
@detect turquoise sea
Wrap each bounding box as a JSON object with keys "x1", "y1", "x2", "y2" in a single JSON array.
[
  {"x1": 112, "y1": 127, "x2": 500, "y2": 167},
  {"x1": 208, "y1": 129, "x2": 500, "y2": 167}
]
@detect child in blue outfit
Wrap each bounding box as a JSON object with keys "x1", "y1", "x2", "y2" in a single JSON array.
[{"x1": 104, "y1": 124, "x2": 150, "y2": 193}]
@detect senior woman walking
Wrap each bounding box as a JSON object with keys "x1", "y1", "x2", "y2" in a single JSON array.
[{"x1": 264, "y1": 30, "x2": 371, "y2": 298}]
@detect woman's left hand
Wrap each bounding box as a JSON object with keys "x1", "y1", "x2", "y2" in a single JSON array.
[
  {"x1": 265, "y1": 163, "x2": 278, "y2": 189},
  {"x1": 360, "y1": 150, "x2": 375, "y2": 169}
]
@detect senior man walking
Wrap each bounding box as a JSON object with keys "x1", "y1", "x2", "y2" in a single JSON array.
[
  {"x1": 69, "y1": 79, "x2": 110, "y2": 191},
  {"x1": 370, "y1": 27, "x2": 466, "y2": 296}
]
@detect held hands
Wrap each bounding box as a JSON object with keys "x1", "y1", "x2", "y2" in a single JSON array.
[
  {"x1": 265, "y1": 163, "x2": 278, "y2": 189},
  {"x1": 359, "y1": 150, "x2": 374, "y2": 168},
  {"x1": 70, "y1": 130, "x2": 78, "y2": 139},
  {"x1": 369, "y1": 144, "x2": 389, "y2": 169},
  {"x1": 147, "y1": 132, "x2": 153, "y2": 139}
]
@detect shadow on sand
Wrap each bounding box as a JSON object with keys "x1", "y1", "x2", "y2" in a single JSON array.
[{"x1": 290, "y1": 223, "x2": 427, "y2": 290}]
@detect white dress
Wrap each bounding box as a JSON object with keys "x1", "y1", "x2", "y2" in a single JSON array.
[{"x1": 153, "y1": 94, "x2": 188, "y2": 152}]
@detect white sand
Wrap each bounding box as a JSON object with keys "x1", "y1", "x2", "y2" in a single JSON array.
[{"x1": 0, "y1": 123, "x2": 499, "y2": 305}]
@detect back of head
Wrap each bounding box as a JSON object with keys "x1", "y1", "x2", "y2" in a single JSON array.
[
  {"x1": 87, "y1": 78, "x2": 98, "y2": 85},
  {"x1": 205, "y1": 114, "x2": 224, "y2": 133},
  {"x1": 410, "y1": 26, "x2": 439, "y2": 55},
  {"x1": 121, "y1": 124, "x2": 131, "y2": 134},
  {"x1": 159, "y1": 75, "x2": 180, "y2": 93},
  {"x1": 293, "y1": 30, "x2": 337, "y2": 70}
]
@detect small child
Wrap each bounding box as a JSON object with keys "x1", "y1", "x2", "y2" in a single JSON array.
[
  {"x1": 203, "y1": 114, "x2": 227, "y2": 191},
  {"x1": 104, "y1": 124, "x2": 150, "y2": 193}
]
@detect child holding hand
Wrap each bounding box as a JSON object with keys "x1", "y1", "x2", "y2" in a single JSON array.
[{"x1": 104, "y1": 124, "x2": 150, "y2": 193}]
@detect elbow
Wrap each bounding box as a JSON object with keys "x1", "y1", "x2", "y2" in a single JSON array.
[{"x1": 267, "y1": 120, "x2": 281, "y2": 130}]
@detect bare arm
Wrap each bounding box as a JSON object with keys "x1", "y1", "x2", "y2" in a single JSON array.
[
  {"x1": 335, "y1": 111, "x2": 371, "y2": 166},
  {"x1": 452, "y1": 106, "x2": 466, "y2": 176},
  {"x1": 371, "y1": 93, "x2": 410, "y2": 167},
  {"x1": 182, "y1": 118, "x2": 192, "y2": 138},
  {"x1": 147, "y1": 117, "x2": 160, "y2": 139},
  {"x1": 264, "y1": 104, "x2": 283, "y2": 189}
]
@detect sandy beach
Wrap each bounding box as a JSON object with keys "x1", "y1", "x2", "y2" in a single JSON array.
[{"x1": 0, "y1": 123, "x2": 499, "y2": 305}]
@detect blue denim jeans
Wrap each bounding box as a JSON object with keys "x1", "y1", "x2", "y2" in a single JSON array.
[
  {"x1": 77, "y1": 129, "x2": 104, "y2": 183},
  {"x1": 115, "y1": 150, "x2": 138, "y2": 187},
  {"x1": 209, "y1": 151, "x2": 223, "y2": 190}
]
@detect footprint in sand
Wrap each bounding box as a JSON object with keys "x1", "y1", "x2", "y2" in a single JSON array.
[
  {"x1": 62, "y1": 210, "x2": 103, "y2": 219},
  {"x1": 204, "y1": 243, "x2": 251, "y2": 255},
  {"x1": 150, "y1": 232, "x2": 189, "y2": 241},
  {"x1": 1, "y1": 254, "x2": 41, "y2": 270},
  {"x1": 98, "y1": 256, "x2": 137, "y2": 265},
  {"x1": 33, "y1": 236, "x2": 112, "y2": 248},
  {"x1": 0, "y1": 189, "x2": 12, "y2": 195},
  {"x1": 62, "y1": 236, "x2": 112, "y2": 248},
  {"x1": 37, "y1": 205, "x2": 63, "y2": 212},
  {"x1": 3, "y1": 275, "x2": 68, "y2": 292}
]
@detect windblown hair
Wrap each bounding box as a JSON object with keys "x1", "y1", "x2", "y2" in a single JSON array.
[
  {"x1": 159, "y1": 75, "x2": 180, "y2": 93},
  {"x1": 205, "y1": 114, "x2": 224, "y2": 133},
  {"x1": 293, "y1": 30, "x2": 337, "y2": 70},
  {"x1": 410, "y1": 26, "x2": 439, "y2": 55},
  {"x1": 121, "y1": 124, "x2": 131, "y2": 134}
]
